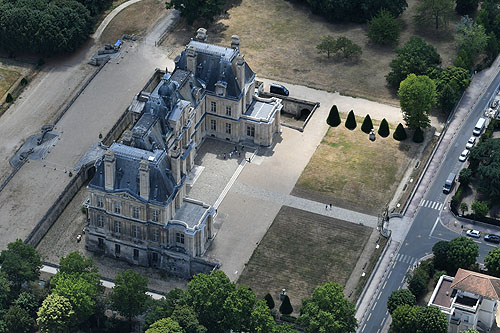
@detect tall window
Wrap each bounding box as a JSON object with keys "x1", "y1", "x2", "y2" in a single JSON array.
[
  {"x1": 226, "y1": 106, "x2": 232, "y2": 116},
  {"x1": 133, "y1": 249, "x2": 139, "y2": 260},
  {"x1": 96, "y1": 196, "x2": 103, "y2": 208},
  {"x1": 98, "y1": 238, "x2": 104, "y2": 249},
  {"x1": 97, "y1": 215, "x2": 104, "y2": 228},
  {"x1": 210, "y1": 101, "x2": 216, "y2": 113},
  {"x1": 114, "y1": 203, "x2": 121, "y2": 215},
  {"x1": 210, "y1": 119, "x2": 216, "y2": 131},
  {"x1": 225, "y1": 123, "x2": 231, "y2": 135},
  {"x1": 114, "y1": 220, "x2": 121, "y2": 234},
  {"x1": 247, "y1": 125, "x2": 255, "y2": 137},
  {"x1": 115, "y1": 244, "x2": 120, "y2": 255},
  {"x1": 176, "y1": 232, "x2": 185, "y2": 244},
  {"x1": 133, "y1": 207, "x2": 139, "y2": 219},
  {"x1": 132, "y1": 225, "x2": 140, "y2": 239},
  {"x1": 152, "y1": 210, "x2": 159, "y2": 222},
  {"x1": 153, "y1": 229, "x2": 159, "y2": 242},
  {"x1": 152, "y1": 252, "x2": 158, "y2": 262}
]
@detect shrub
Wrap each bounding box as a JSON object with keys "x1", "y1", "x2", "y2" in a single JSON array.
[
  {"x1": 393, "y1": 123, "x2": 407, "y2": 141},
  {"x1": 459, "y1": 168, "x2": 472, "y2": 185},
  {"x1": 460, "y1": 202, "x2": 468, "y2": 215},
  {"x1": 361, "y1": 114, "x2": 374, "y2": 134},
  {"x1": 345, "y1": 110, "x2": 357, "y2": 130},
  {"x1": 327, "y1": 105, "x2": 341, "y2": 127},
  {"x1": 412, "y1": 127, "x2": 424, "y2": 143},
  {"x1": 81, "y1": 207, "x2": 87, "y2": 215},
  {"x1": 5, "y1": 93, "x2": 13, "y2": 103},
  {"x1": 264, "y1": 293, "x2": 275, "y2": 310},
  {"x1": 433, "y1": 270, "x2": 447, "y2": 284},
  {"x1": 367, "y1": 9, "x2": 401, "y2": 46},
  {"x1": 378, "y1": 118, "x2": 390, "y2": 137},
  {"x1": 20, "y1": 77, "x2": 28, "y2": 86},
  {"x1": 279, "y1": 295, "x2": 293, "y2": 315},
  {"x1": 471, "y1": 200, "x2": 489, "y2": 218}
]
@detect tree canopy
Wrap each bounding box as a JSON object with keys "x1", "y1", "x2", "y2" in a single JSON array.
[
  {"x1": 447, "y1": 236, "x2": 479, "y2": 273},
  {"x1": 296, "y1": 282, "x2": 357, "y2": 333},
  {"x1": 398, "y1": 74, "x2": 436, "y2": 129},
  {"x1": 0, "y1": 240, "x2": 41, "y2": 291},
  {"x1": 36, "y1": 294, "x2": 75, "y2": 333},
  {"x1": 469, "y1": 138, "x2": 500, "y2": 198},
  {"x1": 166, "y1": 0, "x2": 225, "y2": 25},
  {"x1": 456, "y1": 0, "x2": 479, "y2": 15},
  {"x1": 317, "y1": 36, "x2": 336, "y2": 58},
  {"x1": 390, "y1": 305, "x2": 447, "y2": 333},
  {"x1": 434, "y1": 66, "x2": 471, "y2": 113},
  {"x1": 386, "y1": 37, "x2": 441, "y2": 89},
  {"x1": 414, "y1": 0, "x2": 455, "y2": 30},
  {"x1": 387, "y1": 289, "x2": 416, "y2": 314},
  {"x1": 146, "y1": 317, "x2": 184, "y2": 333},
  {"x1": 485, "y1": 247, "x2": 500, "y2": 277},
  {"x1": 110, "y1": 270, "x2": 150, "y2": 321},
  {"x1": 367, "y1": 9, "x2": 401, "y2": 46},
  {"x1": 456, "y1": 16, "x2": 489, "y2": 65}
]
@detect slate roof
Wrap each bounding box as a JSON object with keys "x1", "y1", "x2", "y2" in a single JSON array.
[
  {"x1": 451, "y1": 268, "x2": 500, "y2": 300},
  {"x1": 89, "y1": 143, "x2": 178, "y2": 205}
]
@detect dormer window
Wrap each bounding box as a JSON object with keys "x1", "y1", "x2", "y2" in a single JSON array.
[{"x1": 215, "y1": 81, "x2": 227, "y2": 97}]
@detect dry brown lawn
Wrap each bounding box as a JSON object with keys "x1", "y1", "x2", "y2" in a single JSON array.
[
  {"x1": 292, "y1": 118, "x2": 419, "y2": 215},
  {"x1": 237, "y1": 206, "x2": 372, "y2": 313},
  {"x1": 163, "y1": 0, "x2": 459, "y2": 105},
  {"x1": 99, "y1": 0, "x2": 168, "y2": 44},
  {"x1": 0, "y1": 67, "x2": 21, "y2": 100}
]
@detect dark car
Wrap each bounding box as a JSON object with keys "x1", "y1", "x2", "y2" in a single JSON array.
[
  {"x1": 270, "y1": 83, "x2": 289, "y2": 96},
  {"x1": 485, "y1": 234, "x2": 500, "y2": 243}
]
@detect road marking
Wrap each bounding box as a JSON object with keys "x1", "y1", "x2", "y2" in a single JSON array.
[
  {"x1": 372, "y1": 301, "x2": 378, "y2": 310},
  {"x1": 377, "y1": 329, "x2": 380, "y2": 333},
  {"x1": 362, "y1": 324, "x2": 367, "y2": 331},
  {"x1": 394, "y1": 253, "x2": 400, "y2": 261},
  {"x1": 486, "y1": 243, "x2": 497, "y2": 247},
  {"x1": 367, "y1": 313, "x2": 372, "y2": 321},
  {"x1": 381, "y1": 316, "x2": 387, "y2": 327},
  {"x1": 377, "y1": 292, "x2": 382, "y2": 300},
  {"x1": 429, "y1": 217, "x2": 440, "y2": 237},
  {"x1": 420, "y1": 199, "x2": 444, "y2": 211},
  {"x1": 401, "y1": 276, "x2": 405, "y2": 283},
  {"x1": 388, "y1": 271, "x2": 392, "y2": 279},
  {"x1": 382, "y1": 281, "x2": 387, "y2": 289}
]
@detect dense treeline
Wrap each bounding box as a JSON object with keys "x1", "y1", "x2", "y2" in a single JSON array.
[
  {"x1": 294, "y1": 0, "x2": 408, "y2": 23},
  {"x1": 0, "y1": 0, "x2": 111, "y2": 55}
]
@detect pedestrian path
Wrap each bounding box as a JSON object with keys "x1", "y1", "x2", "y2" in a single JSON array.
[{"x1": 419, "y1": 199, "x2": 444, "y2": 211}]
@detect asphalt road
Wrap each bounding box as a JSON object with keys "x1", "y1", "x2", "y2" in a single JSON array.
[{"x1": 361, "y1": 69, "x2": 500, "y2": 332}]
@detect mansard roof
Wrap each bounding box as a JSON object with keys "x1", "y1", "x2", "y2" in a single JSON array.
[{"x1": 89, "y1": 143, "x2": 178, "y2": 205}]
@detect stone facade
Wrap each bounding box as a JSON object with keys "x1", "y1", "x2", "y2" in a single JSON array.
[{"x1": 85, "y1": 31, "x2": 283, "y2": 278}]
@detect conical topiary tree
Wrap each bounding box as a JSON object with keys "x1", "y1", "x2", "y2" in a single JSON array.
[
  {"x1": 345, "y1": 110, "x2": 356, "y2": 130},
  {"x1": 413, "y1": 127, "x2": 424, "y2": 143},
  {"x1": 378, "y1": 118, "x2": 390, "y2": 138},
  {"x1": 361, "y1": 114, "x2": 373, "y2": 134},
  {"x1": 279, "y1": 295, "x2": 293, "y2": 315},
  {"x1": 264, "y1": 293, "x2": 275, "y2": 309},
  {"x1": 327, "y1": 105, "x2": 341, "y2": 127},
  {"x1": 393, "y1": 123, "x2": 407, "y2": 141},
  {"x1": 5, "y1": 93, "x2": 13, "y2": 103}
]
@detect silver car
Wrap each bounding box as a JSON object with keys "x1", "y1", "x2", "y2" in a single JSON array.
[
  {"x1": 459, "y1": 149, "x2": 469, "y2": 162},
  {"x1": 466, "y1": 136, "x2": 476, "y2": 149}
]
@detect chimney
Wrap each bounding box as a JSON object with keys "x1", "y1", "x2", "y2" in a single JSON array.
[
  {"x1": 186, "y1": 45, "x2": 197, "y2": 73},
  {"x1": 139, "y1": 160, "x2": 150, "y2": 201},
  {"x1": 235, "y1": 54, "x2": 245, "y2": 94},
  {"x1": 104, "y1": 149, "x2": 116, "y2": 191},
  {"x1": 196, "y1": 28, "x2": 207, "y2": 42},
  {"x1": 231, "y1": 35, "x2": 240, "y2": 49}
]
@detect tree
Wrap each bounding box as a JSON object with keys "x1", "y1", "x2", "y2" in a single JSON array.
[
  {"x1": 469, "y1": 138, "x2": 500, "y2": 198},
  {"x1": 327, "y1": 105, "x2": 341, "y2": 127},
  {"x1": 471, "y1": 200, "x2": 489, "y2": 218},
  {"x1": 456, "y1": 16, "x2": 488, "y2": 64},
  {"x1": 59, "y1": 251, "x2": 99, "y2": 276},
  {"x1": 407, "y1": 268, "x2": 429, "y2": 299},
  {"x1": 485, "y1": 247, "x2": 500, "y2": 277},
  {"x1": 456, "y1": 0, "x2": 478, "y2": 15},
  {"x1": 416, "y1": 305, "x2": 448, "y2": 333},
  {"x1": 439, "y1": 84, "x2": 457, "y2": 113},
  {"x1": 333, "y1": 36, "x2": 362, "y2": 59},
  {"x1": 435, "y1": 66, "x2": 470, "y2": 114},
  {"x1": 4, "y1": 305, "x2": 33, "y2": 333},
  {"x1": 390, "y1": 304, "x2": 418, "y2": 333},
  {"x1": 14, "y1": 291, "x2": 39, "y2": 317},
  {"x1": 166, "y1": 0, "x2": 225, "y2": 25},
  {"x1": 317, "y1": 35, "x2": 336, "y2": 58},
  {"x1": 378, "y1": 118, "x2": 390, "y2": 137},
  {"x1": 264, "y1": 293, "x2": 275, "y2": 309},
  {"x1": 345, "y1": 110, "x2": 357, "y2": 130},
  {"x1": 447, "y1": 236, "x2": 479, "y2": 273},
  {"x1": 387, "y1": 289, "x2": 416, "y2": 314},
  {"x1": 398, "y1": 74, "x2": 436, "y2": 130},
  {"x1": 0, "y1": 240, "x2": 41, "y2": 291},
  {"x1": 459, "y1": 168, "x2": 472, "y2": 185},
  {"x1": 223, "y1": 286, "x2": 257, "y2": 331},
  {"x1": 0, "y1": 272, "x2": 11, "y2": 311},
  {"x1": 486, "y1": 31, "x2": 499, "y2": 59},
  {"x1": 110, "y1": 270, "x2": 149, "y2": 322},
  {"x1": 146, "y1": 318, "x2": 183, "y2": 333},
  {"x1": 170, "y1": 305, "x2": 206, "y2": 333},
  {"x1": 412, "y1": 127, "x2": 424, "y2": 143},
  {"x1": 460, "y1": 202, "x2": 469, "y2": 215},
  {"x1": 361, "y1": 114, "x2": 374, "y2": 134},
  {"x1": 386, "y1": 37, "x2": 441, "y2": 89},
  {"x1": 297, "y1": 282, "x2": 357, "y2": 333},
  {"x1": 393, "y1": 123, "x2": 407, "y2": 141},
  {"x1": 415, "y1": 0, "x2": 455, "y2": 30},
  {"x1": 433, "y1": 240, "x2": 452, "y2": 272},
  {"x1": 37, "y1": 294, "x2": 75, "y2": 333},
  {"x1": 250, "y1": 300, "x2": 276, "y2": 332},
  {"x1": 185, "y1": 270, "x2": 235, "y2": 331},
  {"x1": 144, "y1": 289, "x2": 187, "y2": 329},
  {"x1": 279, "y1": 295, "x2": 293, "y2": 315},
  {"x1": 368, "y1": 9, "x2": 401, "y2": 46},
  {"x1": 5, "y1": 93, "x2": 13, "y2": 103}
]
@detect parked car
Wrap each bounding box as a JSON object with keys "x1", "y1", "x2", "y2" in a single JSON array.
[
  {"x1": 459, "y1": 149, "x2": 469, "y2": 162},
  {"x1": 485, "y1": 234, "x2": 500, "y2": 243},
  {"x1": 270, "y1": 83, "x2": 289, "y2": 96},
  {"x1": 466, "y1": 136, "x2": 476, "y2": 149},
  {"x1": 466, "y1": 229, "x2": 481, "y2": 238}
]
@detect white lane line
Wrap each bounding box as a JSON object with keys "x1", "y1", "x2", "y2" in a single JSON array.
[
  {"x1": 429, "y1": 217, "x2": 440, "y2": 237},
  {"x1": 388, "y1": 270, "x2": 392, "y2": 279},
  {"x1": 363, "y1": 324, "x2": 367, "y2": 331},
  {"x1": 372, "y1": 301, "x2": 378, "y2": 310},
  {"x1": 377, "y1": 292, "x2": 382, "y2": 300},
  {"x1": 382, "y1": 281, "x2": 387, "y2": 289},
  {"x1": 381, "y1": 316, "x2": 387, "y2": 327}
]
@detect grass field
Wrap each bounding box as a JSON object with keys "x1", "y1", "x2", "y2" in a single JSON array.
[
  {"x1": 292, "y1": 118, "x2": 419, "y2": 215},
  {"x1": 164, "y1": 0, "x2": 459, "y2": 105},
  {"x1": 237, "y1": 206, "x2": 372, "y2": 313},
  {"x1": 0, "y1": 67, "x2": 21, "y2": 100}
]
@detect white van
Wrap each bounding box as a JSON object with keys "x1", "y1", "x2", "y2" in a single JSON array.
[{"x1": 473, "y1": 117, "x2": 486, "y2": 136}]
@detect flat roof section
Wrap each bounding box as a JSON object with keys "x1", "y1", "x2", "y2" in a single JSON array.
[
  {"x1": 433, "y1": 278, "x2": 454, "y2": 308},
  {"x1": 244, "y1": 100, "x2": 275, "y2": 121},
  {"x1": 173, "y1": 200, "x2": 210, "y2": 229}
]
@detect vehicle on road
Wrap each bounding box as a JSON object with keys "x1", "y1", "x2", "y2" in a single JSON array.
[
  {"x1": 466, "y1": 136, "x2": 476, "y2": 149},
  {"x1": 473, "y1": 117, "x2": 486, "y2": 136},
  {"x1": 270, "y1": 83, "x2": 289, "y2": 96},
  {"x1": 466, "y1": 229, "x2": 481, "y2": 238},
  {"x1": 459, "y1": 149, "x2": 469, "y2": 162},
  {"x1": 485, "y1": 234, "x2": 500, "y2": 243},
  {"x1": 443, "y1": 172, "x2": 456, "y2": 194}
]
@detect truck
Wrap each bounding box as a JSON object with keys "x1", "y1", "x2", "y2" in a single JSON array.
[
  {"x1": 443, "y1": 172, "x2": 456, "y2": 194},
  {"x1": 473, "y1": 117, "x2": 486, "y2": 136}
]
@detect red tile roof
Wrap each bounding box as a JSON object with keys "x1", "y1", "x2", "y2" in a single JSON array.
[{"x1": 451, "y1": 269, "x2": 500, "y2": 300}]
